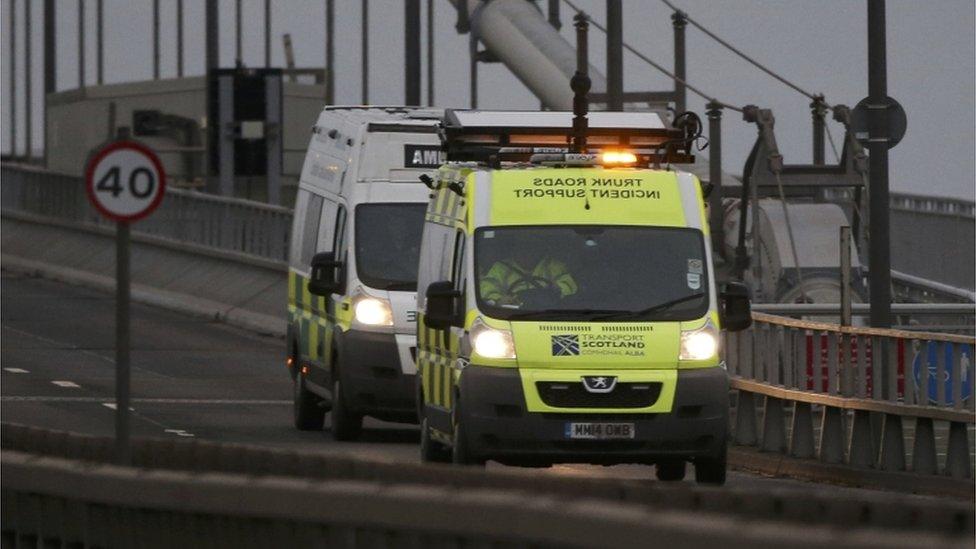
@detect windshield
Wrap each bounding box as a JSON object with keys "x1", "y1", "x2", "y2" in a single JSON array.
[
  {"x1": 355, "y1": 203, "x2": 427, "y2": 291},
  {"x1": 475, "y1": 225, "x2": 709, "y2": 321}
]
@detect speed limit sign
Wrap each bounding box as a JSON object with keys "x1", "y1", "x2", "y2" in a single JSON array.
[
  {"x1": 85, "y1": 140, "x2": 166, "y2": 222},
  {"x1": 84, "y1": 140, "x2": 166, "y2": 465}
]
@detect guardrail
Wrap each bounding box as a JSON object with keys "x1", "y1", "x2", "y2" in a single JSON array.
[
  {"x1": 2, "y1": 423, "x2": 972, "y2": 548},
  {"x1": 726, "y1": 313, "x2": 975, "y2": 477},
  {"x1": 890, "y1": 192, "x2": 976, "y2": 219},
  {"x1": 1, "y1": 163, "x2": 292, "y2": 262}
]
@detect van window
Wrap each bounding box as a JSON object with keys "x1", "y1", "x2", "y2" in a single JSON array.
[
  {"x1": 334, "y1": 205, "x2": 348, "y2": 259},
  {"x1": 451, "y1": 230, "x2": 466, "y2": 291},
  {"x1": 290, "y1": 190, "x2": 310, "y2": 269},
  {"x1": 354, "y1": 203, "x2": 426, "y2": 291},
  {"x1": 299, "y1": 194, "x2": 324, "y2": 268}
]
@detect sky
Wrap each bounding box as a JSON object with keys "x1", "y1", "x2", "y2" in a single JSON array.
[{"x1": 2, "y1": 0, "x2": 974, "y2": 199}]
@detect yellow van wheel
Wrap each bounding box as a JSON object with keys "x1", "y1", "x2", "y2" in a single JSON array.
[
  {"x1": 694, "y1": 445, "x2": 727, "y2": 485},
  {"x1": 655, "y1": 460, "x2": 686, "y2": 481},
  {"x1": 330, "y1": 377, "x2": 363, "y2": 441},
  {"x1": 420, "y1": 416, "x2": 450, "y2": 463}
]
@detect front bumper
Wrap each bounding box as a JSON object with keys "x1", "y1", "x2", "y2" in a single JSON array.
[
  {"x1": 457, "y1": 365, "x2": 728, "y2": 465},
  {"x1": 337, "y1": 330, "x2": 417, "y2": 423}
]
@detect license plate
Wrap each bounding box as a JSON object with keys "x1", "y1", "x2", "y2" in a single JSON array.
[{"x1": 564, "y1": 422, "x2": 635, "y2": 440}]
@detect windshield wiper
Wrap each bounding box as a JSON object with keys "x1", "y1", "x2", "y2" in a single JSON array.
[
  {"x1": 590, "y1": 293, "x2": 707, "y2": 321},
  {"x1": 506, "y1": 308, "x2": 629, "y2": 320}
]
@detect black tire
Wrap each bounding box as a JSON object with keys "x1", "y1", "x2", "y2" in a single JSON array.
[
  {"x1": 330, "y1": 377, "x2": 363, "y2": 441},
  {"x1": 655, "y1": 460, "x2": 686, "y2": 482},
  {"x1": 451, "y1": 403, "x2": 484, "y2": 466},
  {"x1": 695, "y1": 445, "x2": 727, "y2": 485},
  {"x1": 293, "y1": 370, "x2": 325, "y2": 431},
  {"x1": 420, "y1": 416, "x2": 450, "y2": 463}
]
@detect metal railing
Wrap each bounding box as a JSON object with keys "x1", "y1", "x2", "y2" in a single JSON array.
[
  {"x1": 890, "y1": 192, "x2": 976, "y2": 219},
  {"x1": 1, "y1": 163, "x2": 293, "y2": 262},
  {"x1": 727, "y1": 313, "x2": 975, "y2": 477}
]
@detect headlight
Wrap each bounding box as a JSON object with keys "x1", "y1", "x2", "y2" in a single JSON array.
[
  {"x1": 679, "y1": 321, "x2": 718, "y2": 361},
  {"x1": 470, "y1": 318, "x2": 516, "y2": 359},
  {"x1": 354, "y1": 297, "x2": 393, "y2": 326}
]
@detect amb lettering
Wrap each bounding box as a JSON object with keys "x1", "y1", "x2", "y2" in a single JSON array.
[{"x1": 514, "y1": 177, "x2": 661, "y2": 200}]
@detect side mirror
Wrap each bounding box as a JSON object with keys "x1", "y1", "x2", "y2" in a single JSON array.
[
  {"x1": 720, "y1": 281, "x2": 752, "y2": 332},
  {"x1": 425, "y1": 281, "x2": 462, "y2": 329},
  {"x1": 700, "y1": 181, "x2": 714, "y2": 198},
  {"x1": 308, "y1": 251, "x2": 344, "y2": 296}
]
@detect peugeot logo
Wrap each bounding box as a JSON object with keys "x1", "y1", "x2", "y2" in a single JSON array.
[{"x1": 581, "y1": 376, "x2": 617, "y2": 394}]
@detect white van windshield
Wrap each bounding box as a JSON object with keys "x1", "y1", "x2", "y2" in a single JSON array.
[
  {"x1": 355, "y1": 203, "x2": 427, "y2": 291},
  {"x1": 475, "y1": 226, "x2": 708, "y2": 321}
]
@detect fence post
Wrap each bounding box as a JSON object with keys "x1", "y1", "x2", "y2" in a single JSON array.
[
  {"x1": 760, "y1": 396, "x2": 786, "y2": 453},
  {"x1": 847, "y1": 409, "x2": 873, "y2": 468},
  {"x1": 911, "y1": 417, "x2": 937, "y2": 475},
  {"x1": 819, "y1": 406, "x2": 844, "y2": 463},
  {"x1": 734, "y1": 391, "x2": 758, "y2": 446},
  {"x1": 877, "y1": 413, "x2": 906, "y2": 471},
  {"x1": 789, "y1": 401, "x2": 815, "y2": 458},
  {"x1": 945, "y1": 421, "x2": 972, "y2": 479}
]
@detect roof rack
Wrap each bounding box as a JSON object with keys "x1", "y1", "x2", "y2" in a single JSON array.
[{"x1": 439, "y1": 109, "x2": 695, "y2": 165}]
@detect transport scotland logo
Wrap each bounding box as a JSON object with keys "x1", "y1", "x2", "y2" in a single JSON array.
[{"x1": 551, "y1": 335, "x2": 580, "y2": 356}]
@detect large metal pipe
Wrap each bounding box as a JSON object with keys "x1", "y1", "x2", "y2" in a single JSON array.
[
  {"x1": 405, "y1": 0, "x2": 421, "y2": 106},
  {"x1": 264, "y1": 0, "x2": 271, "y2": 67},
  {"x1": 235, "y1": 0, "x2": 242, "y2": 66},
  {"x1": 605, "y1": 0, "x2": 622, "y2": 111},
  {"x1": 463, "y1": 0, "x2": 605, "y2": 110},
  {"x1": 672, "y1": 11, "x2": 687, "y2": 114}
]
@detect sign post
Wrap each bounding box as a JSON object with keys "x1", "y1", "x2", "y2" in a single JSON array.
[{"x1": 85, "y1": 141, "x2": 166, "y2": 465}]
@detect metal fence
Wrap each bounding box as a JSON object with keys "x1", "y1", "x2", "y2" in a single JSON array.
[
  {"x1": 1, "y1": 164, "x2": 293, "y2": 262},
  {"x1": 726, "y1": 313, "x2": 975, "y2": 477},
  {"x1": 890, "y1": 192, "x2": 976, "y2": 219}
]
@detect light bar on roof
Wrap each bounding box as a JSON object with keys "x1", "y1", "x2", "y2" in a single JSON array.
[{"x1": 449, "y1": 110, "x2": 666, "y2": 130}]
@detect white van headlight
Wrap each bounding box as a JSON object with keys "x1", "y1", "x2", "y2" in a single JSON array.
[
  {"x1": 679, "y1": 321, "x2": 718, "y2": 361},
  {"x1": 470, "y1": 318, "x2": 516, "y2": 359},
  {"x1": 354, "y1": 296, "x2": 393, "y2": 327}
]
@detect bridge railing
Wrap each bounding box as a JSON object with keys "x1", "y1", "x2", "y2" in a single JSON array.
[
  {"x1": 1, "y1": 163, "x2": 293, "y2": 262},
  {"x1": 726, "y1": 313, "x2": 975, "y2": 477}
]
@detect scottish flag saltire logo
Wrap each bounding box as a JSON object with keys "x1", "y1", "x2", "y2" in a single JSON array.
[{"x1": 551, "y1": 335, "x2": 580, "y2": 356}]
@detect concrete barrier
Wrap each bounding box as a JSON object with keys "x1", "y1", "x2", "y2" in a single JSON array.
[
  {"x1": 3, "y1": 450, "x2": 972, "y2": 549},
  {"x1": 2, "y1": 422, "x2": 972, "y2": 539}
]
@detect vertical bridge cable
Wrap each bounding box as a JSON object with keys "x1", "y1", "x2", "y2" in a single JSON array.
[{"x1": 561, "y1": 0, "x2": 743, "y2": 113}]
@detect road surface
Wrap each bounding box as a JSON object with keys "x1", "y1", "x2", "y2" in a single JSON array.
[{"x1": 0, "y1": 269, "x2": 953, "y2": 500}]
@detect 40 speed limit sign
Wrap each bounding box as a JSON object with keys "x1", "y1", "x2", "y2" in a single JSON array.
[{"x1": 85, "y1": 140, "x2": 166, "y2": 222}]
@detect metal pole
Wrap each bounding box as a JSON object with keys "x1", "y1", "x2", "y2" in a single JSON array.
[
  {"x1": 361, "y1": 0, "x2": 368, "y2": 104},
  {"x1": 25, "y1": 0, "x2": 31, "y2": 161},
  {"x1": 426, "y1": 0, "x2": 434, "y2": 106},
  {"x1": 325, "y1": 0, "x2": 334, "y2": 104},
  {"x1": 405, "y1": 0, "x2": 421, "y2": 106},
  {"x1": 707, "y1": 101, "x2": 724, "y2": 256},
  {"x1": 177, "y1": 0, "x2": 184, "y2": 77},
  {"x1": 840, "y1": 226, "x2": 852, "y2": 327},
  {"x1": 671, "y1": 10, "x2": 687, "y2": 114},
  {"x1": 115, "y1": 221, "x2": 131, "y2": 466},
  {"x1": 811, "y1": 95, "x2": 826, "y2": 165},
  {"x1": 264, "y1": 0, "x2": 271, "y2": 67},
  {"x1": 152, "y1": 0, "x2": 159, "y2": 79},
  {"x1": 96, "y1": 0, "x2": 102, "y2": 84},
  {"x1": 235, "y1": 0, "x2": 242, "y2": 66},
  {"x1": 606, "y1": 0, "x2": 623, "y2": 111},
  {"x1": 43, "y1": 0, "x2": 54, "y2": 165},
  {"x1": 867, "y1": 0, "x2": 891, "y2": 331},
  {"x1": 570, "y1": 13, "x2": 590, "y2": 154},
  {"x1": 9, "y1": 0, "x2": 16, "y2": 157},
  {"x1": 469, "y1": 36, "x2": 477, "y2": 108},
  {"x1": 547, "y1": 0, "x2": 561, "y2": 29},
  {"x1": 205, "y1": 0, "x2": 219, "y2": 77},
  {"x1": 78, "y1": 0, "x2": 85, "y2": 87}
]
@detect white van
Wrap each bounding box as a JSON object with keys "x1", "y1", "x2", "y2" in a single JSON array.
[{"x1": 287, "y1": 106, "x2": 444, "y2": 440}]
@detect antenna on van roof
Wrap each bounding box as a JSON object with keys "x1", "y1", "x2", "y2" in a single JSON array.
[{"x1": 570, "y1": 13, "x2": 591, "y2": 154}]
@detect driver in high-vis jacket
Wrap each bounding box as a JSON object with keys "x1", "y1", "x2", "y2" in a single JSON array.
[{"x1": 481, "y1": 249, "x2": 578, "y2": 306}]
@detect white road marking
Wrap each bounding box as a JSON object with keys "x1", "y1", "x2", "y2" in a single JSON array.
[
  {"x1": 51, "y1": 380, "x2": 81, "y2": 388},
  {"x1": 164, "y1": 429, "x2": 195, "y2": 437},
  {"x1": 101, "y1": 402, "x2": 135, "y2": 411},
  {"x1": 3, "y1": 368, "x2": 29, "y2": 374}
]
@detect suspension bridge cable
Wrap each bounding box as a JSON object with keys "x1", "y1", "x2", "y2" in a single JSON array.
[
  {"x1": 659, "y1": 0, "x2": 832, "y2": 109},
  {"x1": 561, "y1": 0, "x2": 744, "y2": 113}
]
